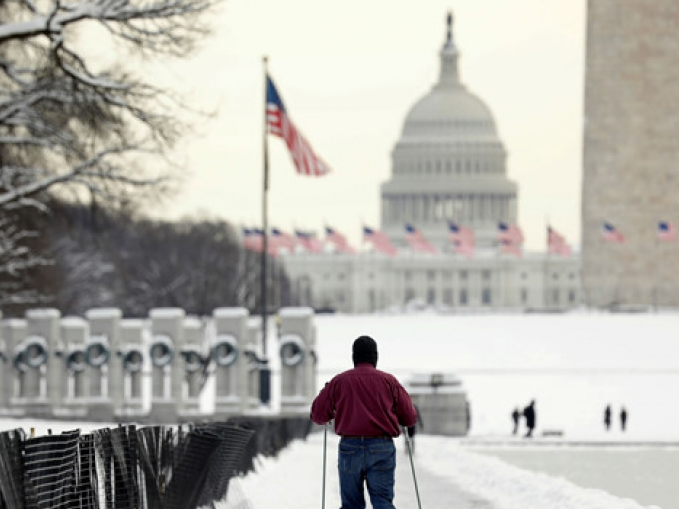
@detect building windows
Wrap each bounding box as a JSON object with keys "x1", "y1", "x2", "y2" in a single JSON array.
[
  {"x1": 569, "y1": 290, "x2": 576, "y2": 303},
  {"x1": 404, "y1": 270, "x2": 412, "y2": 281},
  {"x1": 482, "y1": 270, "x2": 491, "y2": 280},
  {"x1": 552, "y1": 289, "x2": 560, "y2": 304},
  {"x1": 427, "y1": 288, "x2": 436, "y2": 304},
  {"x1": 338, "y1": 273, "x2": 345, "y2": 281},
  {"x1": 443, "y1": 289, "x2": 452, "y2": 305},
  {"x1": 405, "y1": 288, "x2": 415, "y2": 303},
  {"x1": 337, "y1": 292, "x2": 345, "y2": 303},
  {"x1": 552, "y1": 273, "x2": 559, "y2": 280},
  {"x1": 459, "y1": 288, "x2": 468, "y2": 305},
  {"x1": 521, "y1": 288, "x2": 528, "y2": 303},
  {"x1": 459, "y1": 270, "x2": 468, "y2": 281},
  {"x1": 482, "y1": 288, "x2": 492, "y2": 305},
  {"x1": 427, "y1": 270, "x2": 436, "y2": 281}
]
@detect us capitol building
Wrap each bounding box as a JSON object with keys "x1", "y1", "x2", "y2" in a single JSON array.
[{"x1": 281, "y1": 14, "x2": 581, "y2": 313}]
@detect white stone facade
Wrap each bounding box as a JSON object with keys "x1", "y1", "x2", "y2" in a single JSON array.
[{"x1": 283, "y1": 251, "x2": 579, "y2": 314}]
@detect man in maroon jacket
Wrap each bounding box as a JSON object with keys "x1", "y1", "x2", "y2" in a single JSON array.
[{"x1": 311, "y1": 335, "x2": 417, "y2": 509}]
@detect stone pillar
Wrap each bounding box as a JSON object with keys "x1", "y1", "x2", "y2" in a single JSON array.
[
  {"x1": 85, "y1": 308, "x2": 121, "y2": 421},
  {"x1": 278, "y1": 307, "x2": 316, "y2": 414},
  {"x1": 59, "y1": 317, "x2": 89, "y2": 417},
  {"x1": 116, "y1": 319, "x2": 147, "y2": 418},
  {"x1": 149, "y1": 307, "x2": 185, "y2": 422},
  {"x1": 25, "y1": 308, "x2": 62, "y2": 417},
  {"x1": 245, "y1": 317, "x2": 261, "y2": 410},
  {"x1": 1, "y1": 319, "x2": 26, "y2": 413},
  {"x1": 212, "y1": 308, "x2": 250, "y2": 416},
  {"x1": 178, "y1": 316, "x2": 205, "y2": 418}
]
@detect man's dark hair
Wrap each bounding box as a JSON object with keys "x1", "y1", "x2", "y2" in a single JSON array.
[{"x1": 352, "y1": 335, "x2": 378, "y2": 367}]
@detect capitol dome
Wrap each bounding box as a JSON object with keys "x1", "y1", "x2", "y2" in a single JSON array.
[
  {"x1": 380, "y1": 12, "x2": 518, "y2": 250},
  {"x1": 402, "y1": 83, "x2": 499, "y2": 141},
  {"x1": 400, "y1": 13, "x2": 500, "y2": 142}
]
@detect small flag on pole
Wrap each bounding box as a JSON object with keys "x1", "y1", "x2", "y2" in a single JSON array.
[
  {"x1": 602, "y1": 222, "x2": 625, "y2": 243},
  {"x1": 271, "y1": 227, "x2": 297, "y2": 253},
  {"x1": 657, "y1": 221, "x2": 677, "y2": 242},
  {"x1": 242, "y1": 227, "x2": 263, "y2": 252},
  {"x1": 497, "y1": 222, "x2": 524, "y2": 257},
  {"x1": 266, "y1": 74, "x2": 331, "y2": 177},
  {"x1": 363, "y1": 226, "x2": 397, "y2": 256},
  {"x1": 547, "y1": 226, "x2": 572, "y2": 257},
  {"x1": 448, "y1": 222, "x2": 475, "y2": 259},
  {"x1": 498, "y1": 222, "x2": 524, "y2": 245},
  {"x1": 294, "y1": 230, "x2": 324, "y2": 253},
  {"x1": 405, "y1": 224, "x2": 438, "y2": 254},
  {"x1": 325, "y1": 226, "x2": 356, "y2": 253}
]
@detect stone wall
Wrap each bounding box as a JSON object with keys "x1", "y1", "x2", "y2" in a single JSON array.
[{"x1": 582, "y1": 0, "x2": 679, "y2": 307}]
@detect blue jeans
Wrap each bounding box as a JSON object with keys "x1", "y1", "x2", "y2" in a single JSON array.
[{"x1": 338, "y1": 437, "x2": 396, "y2": 509}]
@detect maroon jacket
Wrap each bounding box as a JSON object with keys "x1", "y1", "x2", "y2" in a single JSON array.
[{"x1": 311, "y1": 363, "x2": 418, "y2": 437}]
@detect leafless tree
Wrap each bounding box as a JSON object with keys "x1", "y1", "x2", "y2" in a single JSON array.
[{"x1": 0, "y1": 0, "x2": 221, "y2": 304}]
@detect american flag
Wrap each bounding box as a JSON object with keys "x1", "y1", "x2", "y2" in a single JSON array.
[
  {"x1": 294, "y1": 230, "x2": 324, "y2": 253},
  {"x1": 363, "y1": 226, "x2": 397, "y2": 256},
  {"x1": 658, "y1": 221, "x2": 677, "y2": 242},
  {"x1": 405, "y1": 224, "x2": 438, "y2": 254},
  {"x1": 498, "y1": 222, "x2": 524, "y2": 245},
  {"x1": 448, "y1": 222, "x2": 475, "y2": 259},
  {"x1": 500, "y1": 240, "x2": 522, "y2": 257},
  {"x1": 271, "y1": 227, "x2": 297, "y2": 253},
  {"x1": 325, "y1": 226, "x2": 356, "y2": 253},
  {"x1": 266, "y1": 75, "x2": 331, "y2": 177},
  {"x1": 602, "y1": 222, "x2": 625, "y2": 243},
  {"x1": 242, "y1": 227, "x2": 263, "y2": 252},
  {"x1": 547, "y1": 226, "x2": 572, "y2": 257}
]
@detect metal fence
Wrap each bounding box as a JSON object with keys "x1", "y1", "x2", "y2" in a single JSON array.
[{"x1": 0, "y1": 416, "x2": 312, "y2": 509}]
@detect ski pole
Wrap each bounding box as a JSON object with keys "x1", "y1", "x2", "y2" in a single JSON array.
[
  {"x1": 402, "y1": 425, "x2": 422, "y2": 509},
  {"x1": 321, "y1": 422, "x2": 328, "y2": 509}
]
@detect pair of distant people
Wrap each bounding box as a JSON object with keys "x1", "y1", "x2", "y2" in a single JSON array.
[
  {"x1": 604, "y1": 404, "x2": 628, "y2": 432},
  {"x1": 511, "y1": 400, "x2": 536, "y2": 438}
]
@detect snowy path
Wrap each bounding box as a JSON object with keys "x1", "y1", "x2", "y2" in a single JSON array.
[
  {"x1": 234, "y1": 432, "x2": 662, "y2": 509},
  {"x1": 236, "y1": 431, "x2": 496, "y2": 509},
  {"x1": 395, "y1": 436, "x2": 495, "y2": 509}
]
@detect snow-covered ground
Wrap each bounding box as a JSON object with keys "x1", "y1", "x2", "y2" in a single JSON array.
[
  {"x1": 3, "y1": 312, "x2": 678, "y2": 509},
  {"x1": 312, "y1": 312, "x2": 679, "y2": 440},
  {"x1": 235, "y1": 431, "x2": 675, "y2": 509}
]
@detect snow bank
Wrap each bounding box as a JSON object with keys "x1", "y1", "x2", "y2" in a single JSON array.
[{"x1": 417, "y1": 436, "x2": 662, "y2": 509}]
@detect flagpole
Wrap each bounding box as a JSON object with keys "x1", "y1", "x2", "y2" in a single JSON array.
[{"x1": 260, "y1": 55, "x2": 271, "y2": 405}]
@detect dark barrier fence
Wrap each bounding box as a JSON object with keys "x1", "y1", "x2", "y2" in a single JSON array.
[{"x1": 0, "y1": 416, "x2": 312, "y2": 509}]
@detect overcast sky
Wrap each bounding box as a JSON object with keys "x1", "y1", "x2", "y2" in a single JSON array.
[{"x1": 145, "y1": 0, "x2": 586, "y2": 251}]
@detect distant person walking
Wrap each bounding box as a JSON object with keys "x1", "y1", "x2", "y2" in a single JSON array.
[
  {"x1": 620, "y1": 406, "x2": 628, "y2": 432},
  {"x1": 511, "y1": 407, "x2": 520, "y2": 435},
  {"x1": 604, "y1": 404, "x2": 612, "y2": 431},
  {"x1": 523, "y1": 400, "x2": 536, "y2": 438},
  {"x1": 310, "y1": 335, "x2": 418, "y2": 509}
]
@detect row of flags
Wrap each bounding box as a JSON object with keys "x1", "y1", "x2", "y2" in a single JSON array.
[
  {"x1": 242, "y1": 227, "x2": 355, "y2": 257},
  {"x1": 243, "y1": 222, "x2": 572, "y2": 259},
  {"x1": 602, "y1": 221, "x2": 678, "y2": 243}
]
